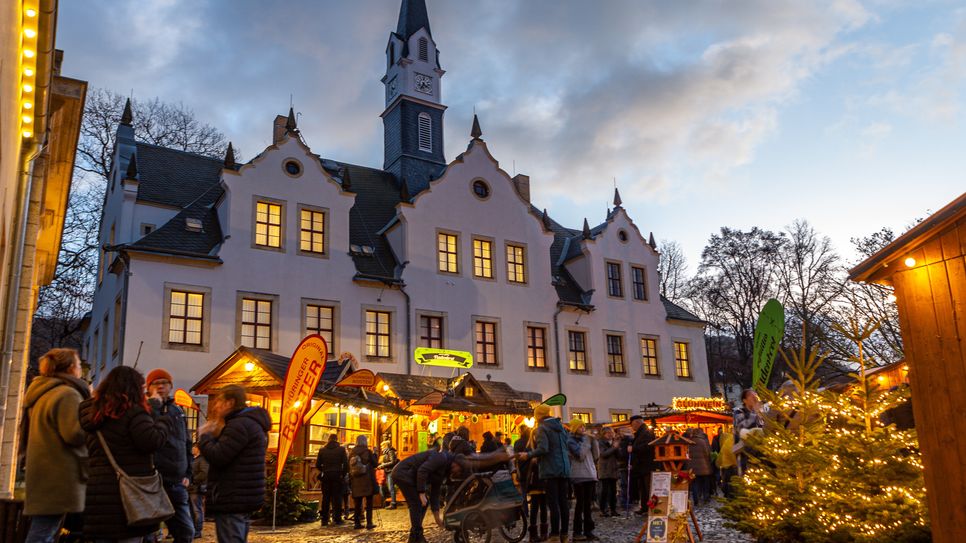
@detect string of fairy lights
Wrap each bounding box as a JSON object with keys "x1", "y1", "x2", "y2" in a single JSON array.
[{"x1": 20, "y1": 3, "x2": 39, "y2": 139}]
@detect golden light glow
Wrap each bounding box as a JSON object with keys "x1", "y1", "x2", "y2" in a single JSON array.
[
  {"x1": 22, "y1": 115, "x2": 32, "y2": 124},
  {"x1": 904, "y1": 257, "x2": 916, "y2": 268},
  {"x1": 244, "y1": 361, "x2": 255, "y2": 372},
  {"x1": 26, "y1": 8, "x2": 38, "y2": 17},
  {"x1": 24, "y1": 67, "x2": 34, "y2": 76},
  {"x1": 24, "y1": 28, "x2": 36, "y2": 38},
  {"x1": 293, "y1": 400, "x2": 302, "y2": 408},
  {"x1": 380, "y1": 415, "x2": 388, "y2": 423},
  {"x1": 524, "y1": 417, "x2": 536, "y2": 428},
  {"x1": 382, "y1": 384, "x2": 390, "y2": 392},
  {"x1": 22, "y1": 130, "x2": 32, "y2": 138},
  {"x1": 23, "y1": 102, "x2": 33, "y2": 109},
  {"x1": 23, "y1": 49, "x2": 35, "y2": 58},
  {"x1": 886, "y1": 294, "x2": 897, "y2": 303},
  {"x1": 23, "y1": 84, "x2": 33, "y2": 93}
]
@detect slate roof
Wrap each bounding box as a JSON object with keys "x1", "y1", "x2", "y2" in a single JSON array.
[
  {"x1": 660, "y1": 296, "x2": 704, "y2": 323},
  {"x1": 378, "y1": 372, "x2": 537, "y2": 414},
  {"x1": 378, "y1": 373, "x2": 449, "y2": 401},
  {"x1": 133, "y1": 142, "x2": 224, "y2": 208},
  {"x1": 396, "y1": 0, "x2": 432, "y2": 39}
]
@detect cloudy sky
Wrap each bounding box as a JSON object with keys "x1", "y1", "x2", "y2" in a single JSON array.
[{"x1": 57, "y1": 0, "x2": 966, "y2": 269}]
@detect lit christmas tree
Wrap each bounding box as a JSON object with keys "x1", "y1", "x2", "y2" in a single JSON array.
[{"x1": 720, "y1": 321, "x2": 930, "y2": 542}]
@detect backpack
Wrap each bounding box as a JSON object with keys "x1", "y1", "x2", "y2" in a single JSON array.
[{"x1": 349, "y1": 453, "x2": 368, "y2": 477}]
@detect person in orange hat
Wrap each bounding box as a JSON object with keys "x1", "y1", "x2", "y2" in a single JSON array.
[{"x1": 145, "y1": 368, "x2": 195, "y2": 542}]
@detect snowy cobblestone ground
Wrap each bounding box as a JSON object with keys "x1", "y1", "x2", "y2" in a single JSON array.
[{"x1": 195, "y1": 501, "x2": 752, "y2": 543}]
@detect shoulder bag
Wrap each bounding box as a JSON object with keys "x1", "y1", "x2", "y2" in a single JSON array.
[{"x1": 96, "y1": 431, "x2": 174, "y2": 527}]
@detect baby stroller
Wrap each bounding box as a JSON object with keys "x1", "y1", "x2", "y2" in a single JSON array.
[{"x1": 443, "y1": 470, "x2": 527, "y2": 543}]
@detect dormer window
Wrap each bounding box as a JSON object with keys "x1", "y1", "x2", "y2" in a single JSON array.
[
  {"x1": 185, "y1": 218, "x2": 203, "y2": 232},
  {"x1": 418, "y1": 37, "x2": 428, "y2": 61},
  {"x1": 418, "y1": 113, "x2": 432, "y2": 152}
]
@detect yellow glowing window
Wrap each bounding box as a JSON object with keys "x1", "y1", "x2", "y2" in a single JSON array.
[
  {"x1": 526, "y1": 326, "x2": 547, "y2": 369},
  {"x1": 299, "y1": 209, "x2": 325, "y2": 254},
  {"x1": 475, "y1": 321, "x2": 498, "y2": 365},
  {"x1": 437, "y1": 233, "x2": 458, "y2": 273},
  {"x1": 241, "y1": 298, "x2": 272, "y2": 350},
  {"x1": 366, "y1": 310, "x2": 391, "y2": 357},
  {"x1": 507, "y1": 244, "x2": 526, "y2": 283},
  {"x1": 169, "y1": 291, "x2": 204, "y2": 345},
  {"x1": 255, "y1": 201, "x2": 282, "y2": 248},
  {"x1": 674, "y1": 341, "x2": 691, "y2": 378},
  {"x1": 641, "y1": 337, "x2": 660, "y2": 376},
  {"x1": 572, "y1": 411, "x2": 592, "y2": 424},
  {"x1": 305, "y1": 304, "x2": 334, "y2": 352},
  {"x1": 473, "y1": 239, "x2": 493, "y2": 278}
]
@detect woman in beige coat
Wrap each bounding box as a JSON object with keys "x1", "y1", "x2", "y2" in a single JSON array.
[{"x1": 22, "y1": 348, "x2": 90, "y2": 543}]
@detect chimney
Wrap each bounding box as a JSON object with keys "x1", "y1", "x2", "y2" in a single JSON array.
[
  {"x1": 273, "y1": 115, "x2": 288, "y2": 144},
  {"x1": 512, "y1": 174, "x2": 530, "y2": 203}
]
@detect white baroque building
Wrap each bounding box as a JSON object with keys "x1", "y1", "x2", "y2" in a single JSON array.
[{"x1": 84, "y1": 0, "x2": 710, "y2": 422}]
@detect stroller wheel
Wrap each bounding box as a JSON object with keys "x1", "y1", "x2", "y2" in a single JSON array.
[
  {"x1": 460, "y1": 511, "x2": 492, "y2": 543},
  {"x1": 499, "y1": 505, "x2": 528, "y2": 543}
]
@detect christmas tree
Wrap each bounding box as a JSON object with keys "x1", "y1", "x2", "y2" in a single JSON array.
[{"x1": 719, "y1": 321, "x2": 929, "y2": 542}]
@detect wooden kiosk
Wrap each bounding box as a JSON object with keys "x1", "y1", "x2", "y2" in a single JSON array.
[{"x1": 636, "y1": 431, "x2": 703, "y2": 543}]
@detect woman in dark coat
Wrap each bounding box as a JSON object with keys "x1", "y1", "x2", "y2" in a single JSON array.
[
  {"x1": 348, "y1": 435, "x2": 378, "y2": 530},
  {"x1": 78, "y1": 366, "x2": 171, "y2": 542}
]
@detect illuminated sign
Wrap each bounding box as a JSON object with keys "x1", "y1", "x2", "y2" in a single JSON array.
[
  {"x1": 414, "y1": 348, "x2": 473, "y2": 368},
  {"x1": 335, "y1": 369, "x2": 376, "y2": 389},
  {"x1": 173, "y1": 389, "x2": 197, "y2": 411},
  {"x1": 671, "y1": 397, "x2": 728, "y2": 412}
]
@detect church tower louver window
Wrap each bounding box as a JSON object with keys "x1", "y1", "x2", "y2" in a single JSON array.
[
  {"x1": 418, "y1": 37, "x2": 429, "y2": 61},
  {"x1": 418, "y1": 113, "x2": 432, "y2": 152}
]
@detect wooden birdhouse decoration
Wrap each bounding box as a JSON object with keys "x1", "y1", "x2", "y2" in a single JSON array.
[{"x1": 649, "y1": 431, "x2": 694, "y2": 471}]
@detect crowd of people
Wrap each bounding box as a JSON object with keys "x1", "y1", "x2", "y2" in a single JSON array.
[{"x1": 21, "y1": 348, "x2": 270, "y2": 543}]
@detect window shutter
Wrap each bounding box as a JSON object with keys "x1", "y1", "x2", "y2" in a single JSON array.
[{"x1": 418, "y1": 113, "x2": 432, "y2": 151}]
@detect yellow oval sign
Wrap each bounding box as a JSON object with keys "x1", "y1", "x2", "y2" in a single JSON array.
[{"x1": 414, "y1": 348, "x2": 473, "y2": 368}]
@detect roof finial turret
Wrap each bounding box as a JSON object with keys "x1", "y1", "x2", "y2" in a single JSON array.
[
  {"x1": 125, "y1": 153, "x2": 138, "y2": 179},
  {"x1": 613, "y1": 187, "x2": 622, "y2": 207},
  {"x1": 224, "y1": 142, "x2": 236, "y2": 168},
  {"x1": 121, "y1": 98, "x2": 133, "y2": 126},
  {"x1": 470, "y1": 114, "x2": 482, "y2": 140},
  {"x1": 582, "y1": 218, "x2": 592, "y2": 239},
  {"x1": 340, "y1": 167, "x2": 353, "y2": 192},
  {"x1": 541, "y1": 208, "x2": 552, "y2": 231},
  {"x1": 649, "y1": 232, "x2": 657, "y2": 249},
  {"x1": 285, "y1": 107, "x2": 297, "y2": 131}
]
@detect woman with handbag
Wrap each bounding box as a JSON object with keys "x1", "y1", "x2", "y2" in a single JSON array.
[{"x1": 79, "y1": 366, "x2": 173, "y2": 543}]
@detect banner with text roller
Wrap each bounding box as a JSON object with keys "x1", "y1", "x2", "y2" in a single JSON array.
[{"x1": 275, "y1": 334, "x2": 328, "y2": 486}]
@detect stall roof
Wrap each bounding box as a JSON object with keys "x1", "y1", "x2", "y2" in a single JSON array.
[
  {"x1": 319, "y1": 385, "x2": 411, "y2": 416},
  {"x1": 377, "y1": 371, "x2": 539, "y2": 415},
  {"x1": 192, "y1": 346, "x2": 351, "y2": 395},
  {"x1": 654, "y1": 410, "x2": 733, "y2": 425}
]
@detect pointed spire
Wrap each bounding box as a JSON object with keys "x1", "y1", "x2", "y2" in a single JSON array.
[
  {"x1": 223, "y1": 142, "x2": 235, "y2": 168},
  {"x1": 285, "y1": 107, "x2": 297, "y2": 131},
  {"x1": 399, "y1": 179, "x2": 411, "y2": 202},
  {"x1": 125, "y1": 153, "x2": 138, "y2": 179},
  {"x1": 340, "y1": 167, "x2": 353, "y2": 192},
  {"x1": 470, "y1": 114, "x2": 482, "y2": 140},
  {"x1": 541, "y1": 208, "x2": 552, "y2": 231},
  {"x1": 613, "y1": 187, "x2": 623, "y2": 207},
  {"x1": 120, "y1": 98, "x2": 133, "y2": 126},
  {"x1": 396, "y1": 0, "x2": 432, "y2": 40},
  {"x1": 582, "y1": 218, "x2": 592, "y2": 239},
  {"x1": 648, "y1": 232, "x2": 657, "y2": 249}
]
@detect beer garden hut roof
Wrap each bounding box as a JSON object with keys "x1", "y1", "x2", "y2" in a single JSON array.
[{"x1": 377, "y1": 372, "x2": 539, "y2": 415}]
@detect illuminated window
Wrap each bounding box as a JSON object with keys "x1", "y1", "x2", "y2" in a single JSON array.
[
  {"x1": 526, "y1": 326, "x2": 547, "y2": 369},
  {"x1": 305, "y1": 304, "x2": 334, "y2": 353},
  {"x1": 506, "y1": 244, "x2": 526, "y2": 283},
  {"x1": 674, "y1": 341, "x2": 692, "y2": 378},
  {"x1": 299, "y1": 208, "x2": 325, "y2": 254},
  {"x1": 169, "y1": 291, "x2": 204, "y2": 345},
  {"x1": 464, "y1": 385, "x2": 475, "y2": 398},
  {"x1": 568, "y1": 331, "x2": 588, "y2": 372},
  {"x1": 419, "y1": 315, "x2": 443, "y2": 348},
  {"x1": 366, "y1": 310, "x2": 391, "y2": 357},
  {"x1": 255, "y1": 201, "x2": 282, "y2": 248},
  {"x1": 606, "y1": 262, "x2": 623, "y2": 297},
  {"x1": 473, "y1": 238, "x2": 493, "y2": 278},
  {"x1": 572, "y1": 411, "x2": 592, "y2": 424},
  {"x1": 437, "y1": 232, "x2": 458, "y2": 273},
  {"x1": 611, "y1": 412, "x2": 630, "y2": 423},
  {"x1": 632, "y1": 266, "x2": 647, "y2": 301},
  {"x1": 641, "y1": 337, "x2": 660, "y2": 376},
  {"x1": 241, "y1": 298, "x2": 272, "y2": 350},
  {"x1": 606, "y1": 334, "x2": 625, "y2": 375},
  {"x1": 475, "y1": 321, "x2": 498, "y2": 365}
]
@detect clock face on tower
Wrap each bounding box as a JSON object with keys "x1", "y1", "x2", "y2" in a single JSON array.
[
  {"x1": 388, "y1": 77, "x2": 398, "y2": 100},
  {"x1": 414, "y1": 73, "x2": 433, "y2": 95}
]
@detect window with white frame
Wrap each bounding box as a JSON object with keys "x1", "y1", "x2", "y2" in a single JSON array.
[
  {"x1": 611, "y1": 411, "x2": 630, "y2": 423},
  {"x1": 568, "y1": 330, "x2": 588, "y2": 372},
  {"x1": 241, "y1": 298, "x2": 273, "y2": 350},
  {"x1": 168, "y1": 291, "x2": 204, "y2": 345},
  {"x1": 475, "y1": 321, "x2": 498, "y2": 365},
  {"x1": 606, "y1": 334, "x2": 626, "y2": 375},
  {"x1": 641, "y1": 337, "x2": 660, "y2": 376},
  {"x1": 366, "y1": 310, "x2": 392, "y2": 358},
  {"x1": 419, "y1": 315, "x2": 443, "y2": 349},
  {"x1": 255, "y1": 201, "x2": 283, "y2": 248},
  {"x1": 571, "y1": 411, "x2": 592, "y2": 423},
  {"x1": 632, "y1": 266, "x2": 647, "y2": 301},
  {"x1": 674, "y1": 341, "x2": 692, "y2": 378},
  {"x1": 437, "y1": 232, "x2": 459, "y2": 273},
  {"x1": 473, "y1": 238, "x2": 494, "y2": 279},
  {"x1": 526, "y1": 326, "x2": 547, "y2": 369},
  {"x1": 606, "y1": 261, "x2": 623, "y2": 297},
  {"x1": 418, "y1": 113, "x2": 432, "y2": 152},
  {"x1": 299, "y1": 208, "x2": 325, "y2": 255},
  {"x1": 506, "y1": 244, "x2": 526, "y2": 283},
  {"x1": 305, "y1": 304, "x2": 335, "y2": 353}
]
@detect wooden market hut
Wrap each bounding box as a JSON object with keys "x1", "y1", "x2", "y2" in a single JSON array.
[
  {"x1": 377, "y1": 371, "x2": 540, "y2": 458},
  {"x1": 191, "y1": 346, "x2": 411, "y2": 493},
  {"x1": 849, "y1": 191, "x2": 966, "y2": 541}
]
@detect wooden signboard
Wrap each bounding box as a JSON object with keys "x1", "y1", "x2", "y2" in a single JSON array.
[{"x1": 637, "y1": 472, "x2": 700, "y2": 543}]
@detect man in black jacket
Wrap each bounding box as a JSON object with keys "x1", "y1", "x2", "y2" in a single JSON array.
[
  {"x1": 199, "y1": 385, "x2": 271, "y2": 543},
  {"x1": 316, "y1": 433, "x2": 348, "y2": 525},
  {"x1": 146, "y1": 368, "x2": 194, "y2": 542},
  {"x1": 627, "y1": 415, "x2": 656, "y2": 515},
  {"x1": 392, "y1": 449, "x2": 465, "y2": 543}
]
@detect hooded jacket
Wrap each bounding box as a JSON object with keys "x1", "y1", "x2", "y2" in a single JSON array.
[
  {"x1": 22, "y1": 374, "x2": 90, "y2": 515},
  {"x1": 78, "y1": 397, "x2": 171, "y2": 540},
  {"x1": 529, "y1": 417, "x2": 571, "y2": 479},
  {"x1": 568, "y1": 433, "x2": 599, "y2": 483},
  {"x1": 199, "y1": 406, "x2": 271, "y2": 515}
]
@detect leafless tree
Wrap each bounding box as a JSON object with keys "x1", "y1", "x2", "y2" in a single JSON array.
[
  {"x1": 658, "y1": 239, "x2": 688, "y2": 301},
  {"x1": 31, "y1": 89, "x2": 228, "y2": 363}
]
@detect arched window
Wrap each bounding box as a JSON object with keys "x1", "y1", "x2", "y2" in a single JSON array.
[
  {"x1": 417, "y1": 113, "x2": 432, "y2": 152},
  {"x1": 418, "y1": 37, "x2": 429, "y2": 62}
]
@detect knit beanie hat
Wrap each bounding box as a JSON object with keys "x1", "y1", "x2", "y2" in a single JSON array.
[
  {"x1": 569, "y1": 417, "x2": 585, "y2": 433},
  {"x1": 534, "y1": 403, "x2": 552, "y2": 420},
  {"x1": 145, "y1": 368, "x2": 173, "y2": 386}
]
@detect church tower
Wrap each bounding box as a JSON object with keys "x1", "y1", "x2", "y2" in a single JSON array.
[{"x1": 382, "y1": 0, "x2": 447, "y2": 195}]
